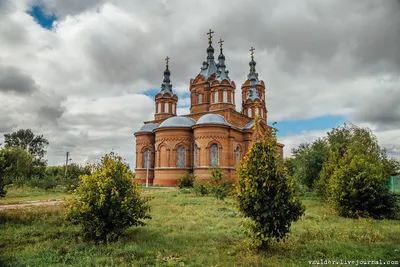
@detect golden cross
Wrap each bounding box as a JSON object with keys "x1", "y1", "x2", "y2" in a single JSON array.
[
  {"x1": 249, "y1": 47, "x2": 255, "y2": 59},
  {"x1": 207, "y1": 29, "x2": 214, "y2": 45},
  {"x1": 165, "y1": 56, "x2": 170, "y2": 68},
  {"x1": 218, "y1": 39, "x2": 224, "y2": 52}
]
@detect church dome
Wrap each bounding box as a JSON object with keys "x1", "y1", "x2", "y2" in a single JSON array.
[
  {"x1": 196, "y1": 114, "x2": 230, "y2": 126},
  {"x1": 137, "y1": 123, "x2": 159, "y2": 133},
  {"x1": 158, "y1": 116, "x2": 195, "y2": 128}
]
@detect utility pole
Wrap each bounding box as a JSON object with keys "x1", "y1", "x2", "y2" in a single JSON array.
[{"x1": 146, "y1": 152, "x2": 149, "y2": 188}]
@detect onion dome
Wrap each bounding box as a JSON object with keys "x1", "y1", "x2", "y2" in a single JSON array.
[
  {"x1": 160, "y1": 56, "x2": 173, "y2": 95},
  {"x1": 216, "y1": 39, "x2": 230, "y2": 82},
  {"x1": 199, "y1": 29, "x2": 218, "y2": 79}
]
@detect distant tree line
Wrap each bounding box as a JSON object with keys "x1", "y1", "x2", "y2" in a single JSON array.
[
  {"x1": 285, "y1": 123, "x2": 400, "y2": 219},
  {"x1": 0, "y1": 129, "x2": 90, "y2": 197}
]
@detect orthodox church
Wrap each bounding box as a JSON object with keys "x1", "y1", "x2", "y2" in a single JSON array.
[{"x1": 134, "y1": 30, "x2": 283, "y2": 186}]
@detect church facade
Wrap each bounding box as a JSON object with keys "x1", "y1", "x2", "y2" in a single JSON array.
[{"x1": 134, "y1": 30, "x2": 283, "y2": 186}]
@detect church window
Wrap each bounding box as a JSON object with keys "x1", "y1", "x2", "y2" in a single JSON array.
[
  {"x1": 214, "y1": 91, "x2": 218, "y2": 103},
  {"x1": 198, "y1": 94, "x2": 203, "y2": 104},
  {"x1": 210, "y1": 144, "x2": 219, "y2": 167},
  {"x1": 255, "y1": 108, "x2": 259, "y2": 116},
  {"x1": 194, "y1": 145, "x2": 199, "y2": 167},
  {"x1": 172, "y1": 103, "x2": 175, "y2": 114},
  {"x1": 177, "y1": 146, "x2": 186, "y2": 168},
  {"x1": 158, "y1": 103, "x2": 161, "y2": 113},
  {"x1": 248, "y1": 107, "x2": 252, "y2": 117},
  {"x1": 143, "y1": 148, "x2": 151, "y2": 168},
  {"x1": 223, "y1": 91, "x2": 228, "y2": 102},
  {"x1": 235, "y1": 146, "x2": 241, "y2": 165}
]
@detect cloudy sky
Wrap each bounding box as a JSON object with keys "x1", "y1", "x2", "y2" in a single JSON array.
[{"x1": 0, "y1": 0, "x2": 399, "y2": 167}]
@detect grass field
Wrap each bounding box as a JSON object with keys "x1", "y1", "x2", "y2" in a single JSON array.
[
  {"x1": 0, "y1": 189, "x2": 399, "y2": 266},
  {"x1": 0, "y1": 185, "x2": 69, "y2": 205}
]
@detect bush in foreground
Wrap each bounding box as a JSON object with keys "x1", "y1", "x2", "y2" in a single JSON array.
[
  {"x1": 65, "y1": 152, "x2": 151, "y2": 242},
  {"x1": 178, "y1": 173, "x2": 195, "y2": 188},
  {"x1": 236, "y1": 125, "x2": 305, "y2": 248},
  {"x1": 323, "y1": 125, "x2": 397, "y2": 219},
  {"x1": 209, "y1": 167, "x2": 231, "y2": 200}
]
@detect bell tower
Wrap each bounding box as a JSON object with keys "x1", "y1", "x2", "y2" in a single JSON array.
[
  {"x1": 209, "y1": 38, "x2": 236, "y2": 111},
  {"x1": 189, "y1": 29, "x2": 219, "y2": 114},
  {"x1": 241, "y1": 47, "x2": 267, "y2": 123},
  {"x1": 154, "y1": 56, "x2": 178, "y2": 120}
]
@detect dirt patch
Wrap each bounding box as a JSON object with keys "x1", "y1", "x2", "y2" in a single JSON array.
[
  {"x1": 0, "y1": 187, "x2": 179, "y2": 211},
  {"x1": 0, "y1": 200, "x2": 63, "y2": 211}
]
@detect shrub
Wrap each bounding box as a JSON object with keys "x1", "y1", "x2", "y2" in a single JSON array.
[
  {"x1": 236, "y1": 125, "x2": 305, "y2": 248},
  {"x1": 2, "y1": 147, "x2": 33, "y2": 186},
  {"x1": 178, "y1": 173, "x2": 195, "y2": 188},
  {"x1": 28, "y1": 175, "x2": 58, "y2": 190},
  {"x1": 63, "y1": 164, "x2": 91, "y2": 192},
  {"x1": 325, "y1": 125, "x2": 397, "y2": 219},
  {"x1": 65, "y1": 152, "x2": 151, "y2": 242},
  {"x1": 209, "y1": 167, "x2": 231, "y2": 200},
  {"x1": 193, "y1": 181, "x2": 209, "y2": 196},
  {"x1": 0, "y1": 150, "x2": 7, "y2": 197}
]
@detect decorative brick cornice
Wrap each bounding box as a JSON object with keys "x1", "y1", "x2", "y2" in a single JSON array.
[
  {"x1": 194, "y1": 135, "x2": 228, "y2": 140},
  {"x1": 137, "y1": 141, "x2": 153, "y2": 146},
  {"x1": 155, "y1": 137, "x2": 191, "y2": 143}
]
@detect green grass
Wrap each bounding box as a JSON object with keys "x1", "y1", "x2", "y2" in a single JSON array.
[
  {"x1": 0, "y1": 185, "x2": 69, "y2": 205},
  {"x1": 0, "y1": 190, "x2": 399, "y2": 266}
]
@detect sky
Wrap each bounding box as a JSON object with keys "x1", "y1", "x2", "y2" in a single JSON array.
[{"x1": 0, "y1": 0, "x2": 399, "y2": 168}]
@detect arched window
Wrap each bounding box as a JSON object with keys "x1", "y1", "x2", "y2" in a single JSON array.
[
  {"x1": 176, "y1": 146, "x2": 186, "y2": 168},
  {"x1": 172, "y1": 103, "x2": 175, "y2": 114},
  {"x1": 198, "y1": 94, "x2": 203, "y2": 104},
  {"x1": 164, "y1": 103, "x2": 168, "y2": 113},
  {"x1": 235, "y1": 146, "x2": 241, "y2": 165},
  {"x1": 223, "y1": 91, "x2": 228, "y2": 102},
  {"x1": 248, "y1": 107, "x2": 252, "y2": 117},
  {"x1": 194, "y1": 145, "x2": 199, "y2": 167},
  {"x1": 142, "y1": 148, "x2": 151, "y2": 168},
  {"x1": 158, "y1": 103, "x2": 162, "y2": 113},
  {"x1": 255, "y1": 108, "x2": 259, "y2": 116},
  {"x1": 210, "y1": 144, "x2": 219, "y2": 167},
  {"x1": 214, "y1": 91, "x2": 218, "y2": 103}
]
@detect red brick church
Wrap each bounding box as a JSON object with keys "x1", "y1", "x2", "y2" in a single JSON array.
[{"x1": 134, "y1": 30, "x2": 283, "y2": 186}]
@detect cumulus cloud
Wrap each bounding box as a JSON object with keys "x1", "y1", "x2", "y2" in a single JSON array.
[
  {"x1": 0, "y1": 0, "x2": 399, "y2": 167},
  {"x1": 0, "y1": 65, "x2": 37, "y2": 94}
]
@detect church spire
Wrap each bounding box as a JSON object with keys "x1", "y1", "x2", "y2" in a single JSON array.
[
  {"x1": 155, "y1": 56, "x2": 178, "y2": 120},
  {"x1": 199, "y1": 29, "x2": 218, "y2": 78},
  {"x1": 247, "y1": 47, "x2": 260, "y2": 100},
  {"x1": 216, "y1": 39, "x2": 230, "y2": 82},
  {"x1": 160, "y1": 56, "x2": 173, "y2": 94}
]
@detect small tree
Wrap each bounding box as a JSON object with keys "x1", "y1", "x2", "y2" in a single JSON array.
[
  {"x1": 4, "y1": 129, "x2": 49, "y2": 167},
  {"x1": 291, "y1": 138, "x2": 328, "y2": 189},
  {"x1": 209, "y1": 167, "x2": 230, "y2": 200},
  {"x1": 65, "y1": 152, "x2": 151, "y2": 242},
  {"x1": 236, "y1": 125, "x2": 305, "y2": 248},
  {"x1": 3, "y1": 147, "x2": 34, "y2": 186},
  {"x1": 327, "y1": 125, "x2": 397, "y2": 219}
]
